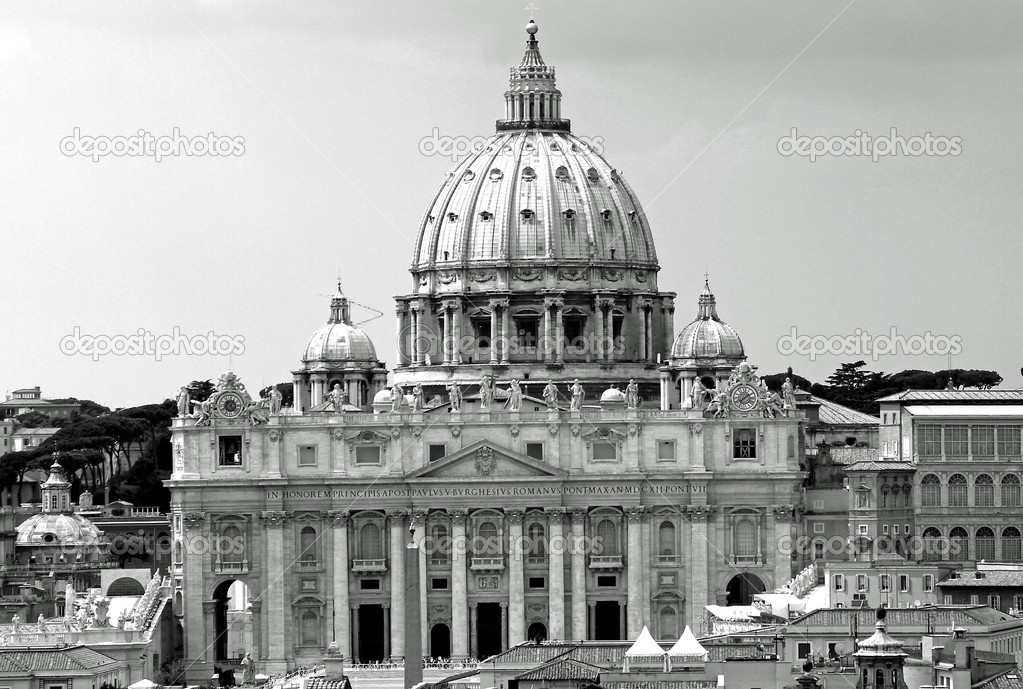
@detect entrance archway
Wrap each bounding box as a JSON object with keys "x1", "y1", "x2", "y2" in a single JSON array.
[
  {"x1": 358, "y1": 605, "x2": 385, "y2": 662},
  {"x1": 725, "y1": 573, "x2": 765, "y2": 606},
  {"x1": 527, "y1": 622, "x2": 547, "y2": 643},
  {"x1": 211, "y1": 580, "x2": 249, "y2": 662},
  {"x1": 476, "y1": 603, "x2": 502, "y2": 660},
  {"x1": 430, "y1": 624, "x2": 450, "y2": 659},
  {"x1": 594, "y1": 601, "x2": 622, "y2": 640}
]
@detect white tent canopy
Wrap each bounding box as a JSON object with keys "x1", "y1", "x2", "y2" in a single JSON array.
[
  {"x1": 129, "y1": 680, "x2": 158, "y2": 689},
  {"x1": 625, "y1": 625, "x2": 666, "y2": 656},
  {"x1": 668, "y1": 625, "x2": 709, "y2": 660}
]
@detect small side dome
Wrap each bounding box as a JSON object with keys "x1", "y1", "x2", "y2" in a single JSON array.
[
  {"x1": 372, "y1": 389, "x2": 392, "y2": 405},
  {"x1": 671, "y1": 279, "x2": 744, "y2": 360},
  {"x1": 302, "y1": 285, "x2": 378, "y2": 364},
  {"x1": 600, "y1": 387, "x2": 626, "y2": 403},
  {"x1": 17, "y1": 513, "x2": 104, "y2": 547}
]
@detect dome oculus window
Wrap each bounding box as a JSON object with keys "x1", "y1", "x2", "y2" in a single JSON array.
[
  {"x1": 522, "y1": 167, "x2": 536, "y2": 181},
  {"x1": 489, "y1": 168, "x2": 503, "y2": 181}
]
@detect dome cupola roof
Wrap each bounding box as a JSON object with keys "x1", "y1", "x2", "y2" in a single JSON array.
[
  {"x1": 671, "y1": 279, "x2": 744, "y2": 360},
  {"x1": 302, "y1": 282, "x2": 378, "y2": 364}
]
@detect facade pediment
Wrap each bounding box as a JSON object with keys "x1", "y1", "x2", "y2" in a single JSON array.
[{"x1": 406, "y1": 440, "x2": 567, "y2": 479}]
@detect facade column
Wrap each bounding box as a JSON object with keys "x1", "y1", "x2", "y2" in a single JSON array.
[
  {"x1": 260, "y1": 511, "x2": 292, "y2": 672},
  {"x1": 500, "y1": 602, "x2": 508, "y2": 651},
  {"x1": 351, "y1": 606, "x2": 360, "y2": 663},
  {"x1": 451, "y1": 298, "x2": 463, "y2": 364},
  {"x1": 469, "y1": 604, "x2": 478, "y2": 659},
  {"x1": 249, "y1": 600, "x2": 262, "y2": 666},
  {"x1": 489, "y1": 304, "x2": 500, "y2": 364},
  {"x1": 687, "y1": 505, "x2": 714, "y2": 615},
  {"x1": 182, "y1": 513, "x2": 207, "y2": 669},
  {"x1": 542, "y1": 305, "x2": 552, "y2": 363},
  {"x1": 594, "y1": 300, "x2": 605, "y2": 362},
  {"x1": 660, "y1": 372, "x2": 670, "y2": 411},
  {"x1": 507, "y1": 509, "x2": 525, "y2": 645},
  {"x1": 640, "y1": 508, "x2": 651, "y2": 629},
  {"x1": 546, "y1": 507, "x2": 567, "y2": 639},
  {"x1": 442, "y1": 304, "x2": 452, "y2": 364},
  {"x1": 451, "y1": 510, "x2": 469, "y2": 659},
  {"x1": 500, "y1": 300, "x2": 511, "y2": 364},
  {"x1": 605, "y1": 299, "x2": 616, "y2": 364},
  {"x1": 382, "y1": 604, "x2": 391, "y2": 659},
  {"x1": 570, "y1": 508, "x2": 587, "y2": 640},
  {"x1": 411, "y1": 305, "x2": 422, "y2": 366},
  {"x1": 772, "y1": 506, "x2": 795, "y2": 587},
  {"x1": 638, "y1": 301, "x2": 648, "y2": 363},
  {"x1": 555, "y1": 303, "x2": 565, "y2": 363},
  {"x1": 625, "y1": 507, "x2": 643, "y2": 638},
  {"x1": 388, "y1": 511, "x2": 406, "y2": 660},
  {"x1": 587, "y1": 601, "x2": 596, "y2": 639},
  {"x1": 327, "y1": 511, "x2": 351, "y2": 660},
  {"x1": 662, "y1": 298, "x2": 675, "y2": 361},
  {"x1": 202, "y1": 601, "x2": 216, "y2": 663},
  {"x1": 395, "y1": 304, "x2": 408, "y2": 367}
]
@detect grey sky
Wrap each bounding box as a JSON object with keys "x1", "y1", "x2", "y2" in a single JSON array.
[{"x1": 2, "y1": 0, "x2": 1020, "y2": 407}]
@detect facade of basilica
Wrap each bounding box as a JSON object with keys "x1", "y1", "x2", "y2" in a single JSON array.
[{"x1": 168, "y1": 21, "x2": 806, "y2": 676}]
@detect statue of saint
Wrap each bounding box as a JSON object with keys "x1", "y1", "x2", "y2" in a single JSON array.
[
  {"x1": 691, "y1": 378, "x2": 709, "y2": 410},
  {"x1": 241, "y1": 652, "x2": 255, "y2": 684},
  {"x1": 267, "y1": 386, "x2": 283, "y2": 415},
  {"x1": 176, "y1": 387, "x2": 190, "y2": 418},
  {"x1": 329, "y1": 384, "x2": 346, "y2": 413},
  {"x1": 506, "y1": 380, "x2": 522, "y2": 411},
  {"x1": 782, "y1": 377, "x2": 796, "y2": 410},
  {"x1": 412, "y1": 383, "x2": 425, "y2": 412},
  {"x1": 570, "y1": 380, "x2": 585, "y2": 411},
  {"x1": 389, "y1": 384, "x2": 403, "y2": 413},
  {"x1": 191, "y1": 399, "x2": 211, "y2": 426},
  {"x1": 543, "y1": 381, "x2": 559, "y2": 409},
  {"x1": 446, "y1": 382, "x2": 462, "y2": 412},
  {"x1": 625, "y1": 379, "x2": 639, "y2": 409},
  {"x1": 479, "y1": 376, "x2": 494, "y2": 409}
]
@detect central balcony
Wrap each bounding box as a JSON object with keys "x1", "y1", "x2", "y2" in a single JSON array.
[
  {"x1": 351, "y1": 558, "x2": 388, "y2": 573},
  {"x1": 588, "y1": 555, "x2": 624, "y2": 570},
  {"x1": 470, "y1": 556, "x2": 505, "y2": 572}
]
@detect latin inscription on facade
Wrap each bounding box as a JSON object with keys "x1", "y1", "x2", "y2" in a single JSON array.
[{"x1": 266, "y1": 483, "x2": 705, "y2": 501}]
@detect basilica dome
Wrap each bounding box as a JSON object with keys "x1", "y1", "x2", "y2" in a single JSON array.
[
  {"x1": 671, "y1": 280, "x2": 744, "y2": 360},
  {"x1": 17, "y1": 512, "x2": 104, "y2": 548},
  {"x1": 301, "y1": 286, "x2": 377, "y2": 364}
]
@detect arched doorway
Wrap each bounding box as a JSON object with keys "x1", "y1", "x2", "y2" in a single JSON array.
[
  {"x1": 527, "y1": 622, "x2": 547, "y2": 643},
  {"x1": 212, "y1": 580, "x2": 250, "y2": 662},
  {"x1": 726, "y1": 573, "x2": 765, "y2": 606},
  {"x1": 430, "y1": 624, "x2": 450, "y2": 659}
]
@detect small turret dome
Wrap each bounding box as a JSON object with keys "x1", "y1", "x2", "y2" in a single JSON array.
[
  {"x1": 302, "y1": 284, "x2": 378, "y2": 364},
  {"x1": 671, "y1": 279, "x2": 744, "y2": 360}
]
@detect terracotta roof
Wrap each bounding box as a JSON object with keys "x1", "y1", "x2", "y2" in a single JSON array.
[
  {"x1": 938, "y1": 571, "x2": 1023, "y2": 588},
  {"x1": 877, "y1": 390, "x2": 1023, "y2": 403},
  {"x1": 790, "y1": 606, "x2": 1015, "y2": 629},
  {"x1": 485, "y1": 643, "x2": 575, "y2": 664},
  {"x1": 978, "y1": 668, "x2": 1023, "y2": 689},
  {"x1": 844, "y1": 460, "x2": 915, "y2": 472},
  {"x1": 0, "y1": 647, "x2": 119, "y2": 673},
  {"x1": 829, "y1": 447, "x2": 880, "y2": 465},
  {"x1": 810, "y1": 396, "x2": 880, "y2": 426},
  {"x1": 304, "y1": 678, "x2": 351, "y2": 689},
  {"x1": 514, "y1": 658, "x2": 602, "y2": 681}
]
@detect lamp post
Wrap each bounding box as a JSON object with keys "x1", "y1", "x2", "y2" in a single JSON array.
[{"x1": 404, "y1": 520, "x2": 423, "y2": 688}]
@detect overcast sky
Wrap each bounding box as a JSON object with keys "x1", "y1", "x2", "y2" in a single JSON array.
[{"x1": 2, "y1": 0, "x2": 1021, "y2": 409}]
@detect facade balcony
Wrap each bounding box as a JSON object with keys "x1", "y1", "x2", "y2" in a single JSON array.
[
  {"x1": 351, "y1": 558, "x2": 387, "y2": 573},
  {"x1": 469, "y1": 556, "x2": 505, "y2": 572},
  {"x1": 296, "y1": 559, "x2": 321, "y2": 570},
  {"x1": 588, "y1": 555, "x2": 623, "y2": 570},
  {"x1": 525, "y1": 555, "x2": 548, "y2": 566},
  {"x1": 729, "y1": 554, "x2": 764, "y2": 566},
  {"x1": 654, "y1": 555, "x2": 681, "y2": 566},
  {"x1": 214, "y1": 559, "x2": 248, "y2": 574}
]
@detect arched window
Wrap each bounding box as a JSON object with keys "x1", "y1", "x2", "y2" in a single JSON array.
[
  {"x1": 477, "y1": 521, "x2": 500, "y2": 555},
  {"x1": 429, "y1": 524, "x2": 449, "y2": 565},
  {"x1": 948, "y1": 474, "x2": 968, "y2": 507},
  {"x1": 949, "y1": 527, "x2": 969, "y2": 561},
  {"x1": 1003, "y1": 475, "x2": 1021, "y2": 507},
  {"x1": 527, "y1": 523, "x2": 546, "y2": 562},
  {"x1": 221, "y1": 525, "x2": 242, "y2": 563},
  {"x1": 735, "y1": 520, "x2": 757, "y2": 560},
  {"x1": 300, "y1": 526, "x2": 317, "y2": 564},
  {"x1": 659, "y1": 607, "x2": 677, "y2": 641},
  {"x1": 1003, "y1": 527, "x2": 1022, "y2": 561},
  {"x1": 658, "y1": 521, "x2": 676, "y2": 557},
  {"x1": 921, "y1": 474, "x2": 941, "y2": 507},
  {"x1": 922, "y1": 527, "x2": 942, "y2": 561},
  {"x1": 596, "y1": 519, "x2": 618, "y2": 556},
  {"x1": 975, "y1": 475, "x2": 994, "y2": 507},
  {"x1": 301, "y1": 611, "x2": 318, "y2": 646},
  {"x1": 360, "y1": 523, "x2": 382, "y2": 559},
  {"x1": 976, "y1": 527, "x2": 995, "y2": 561}
]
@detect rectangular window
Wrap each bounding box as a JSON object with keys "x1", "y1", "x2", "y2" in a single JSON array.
[
  {"x1": 733, "y1": 429, "x2": 756, "y2": 459},
  {"x1": 360, "y1": 579, "x2": 381, "y2": 590},
  {"x1": 883, "y1": 525, "x2": 889, "y2": 535},
  {"x1": 813, "y1": 523, "x2": 825, "y2": 534},
  {"x1": 918, "y1": 426, "x2": 943, "y2": 457},
  {"x1": 1014, "y1": 595, "x2": 1023, "y2": 610},
  {"x1": 596, "y1": 575, "x2": 617, "y2": 587},
  {"x1": 906, "y1": 524, "x2": 911, "y2": 536},
  {"x1": 989, "y1": 595, "x2": 1001, "y2": 609},
  {"x1": 972, "y1": 426, "x2": 996, "y2": 457},
  {"x1": 528, "y1": 577, "x2": 546, "y2": 589},
  {"x1": 431, "y1": 578, "x2": 448, "y2": 591},
  {"x1": 900, "y1": 575, "x2": 910, "y2": 593},
  {"x1": 797, "y1": 642, "x2": 811, "y2": 659},
  {"x1": 970, "y1": 594, "x2": 980, "y2": 605},
  {"x1": 880, "y1": 574, "x2": 891, "y2": 592},
  {"x1": 656, "y1": 440, "x2": 675, "y2": 462},
  {"x1": 814, "y1": 541, "x2": 824, "y2": 560},
  {"x1": 858, "y1": 525, "x2": 869, "y2": 535},
  {"x1": 525, "y1": 443, "x2": 544, "y2": 461},
  {"x1": 355, "y1": 446, "x2": 382, "y2": 465},
  {"x1": 999, "y1": 427, "x2": 1022, "y2": 457},
  {"x1": 833, "y1": 574, "x2": 845, "y2": 591},
  {"x1": 923, "y1": 575, "x2": 934, "y2": 592},
  {"x1": 893, "y1": 525, "x2": 899, "y2": 536},
  {"x1": 428, "y1": 444, "x2": 446, "y2": 462},
  {"x1": 592, "y1": 442, "x2": 618, "y2": 461},
  {"x1": 856, "y1": 574, "x2": 868, "y2": 592},
  {"x1": 945, "y1": 425, "x2": 969, "y2": 457},
  {"x1": 218, "y1": 436, "x2": 243, "y2": 466},
  {"x1": 298, "y1": 445, "x2": 317, "y2": 466}
]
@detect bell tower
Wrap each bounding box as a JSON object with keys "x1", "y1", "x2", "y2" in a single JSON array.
[{"x1": 854, "y1": 607, "x2": 908, "y2": 689}]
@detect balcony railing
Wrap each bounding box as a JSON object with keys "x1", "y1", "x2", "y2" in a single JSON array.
[
  {"x1": 469, "y1": 556, "x2": 505, "y2": 572},
  {"x1": 730, "y1": 554, "x2": 763, "y2": 566},
  {"x1": 214, "y1": 560, "x2": 248, "y2": 574},
  {"x1": 351, "y1": 559, "x2": 387, "y2": 573},
  {"x1": 655, "y1": 555, "x2": 681, "y2": 566},
  {"x1": 589, "y1": 555, "x2": 623, "y2": 570},
  {"x1": 297, "y1": 559, "x2": 320, "y2": 569}
]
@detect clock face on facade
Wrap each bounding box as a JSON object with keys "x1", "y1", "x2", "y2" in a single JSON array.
[
  {"x1": 216, "y1": 391, "x2": 244, "y2": 418},
  {"x1": 729, "y1": 384, "x2": 759, "y2": 412}
]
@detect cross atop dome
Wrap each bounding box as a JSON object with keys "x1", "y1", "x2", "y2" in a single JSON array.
[{"x1": 498, "y1": 21, "x2": 571, "y2": 132}]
